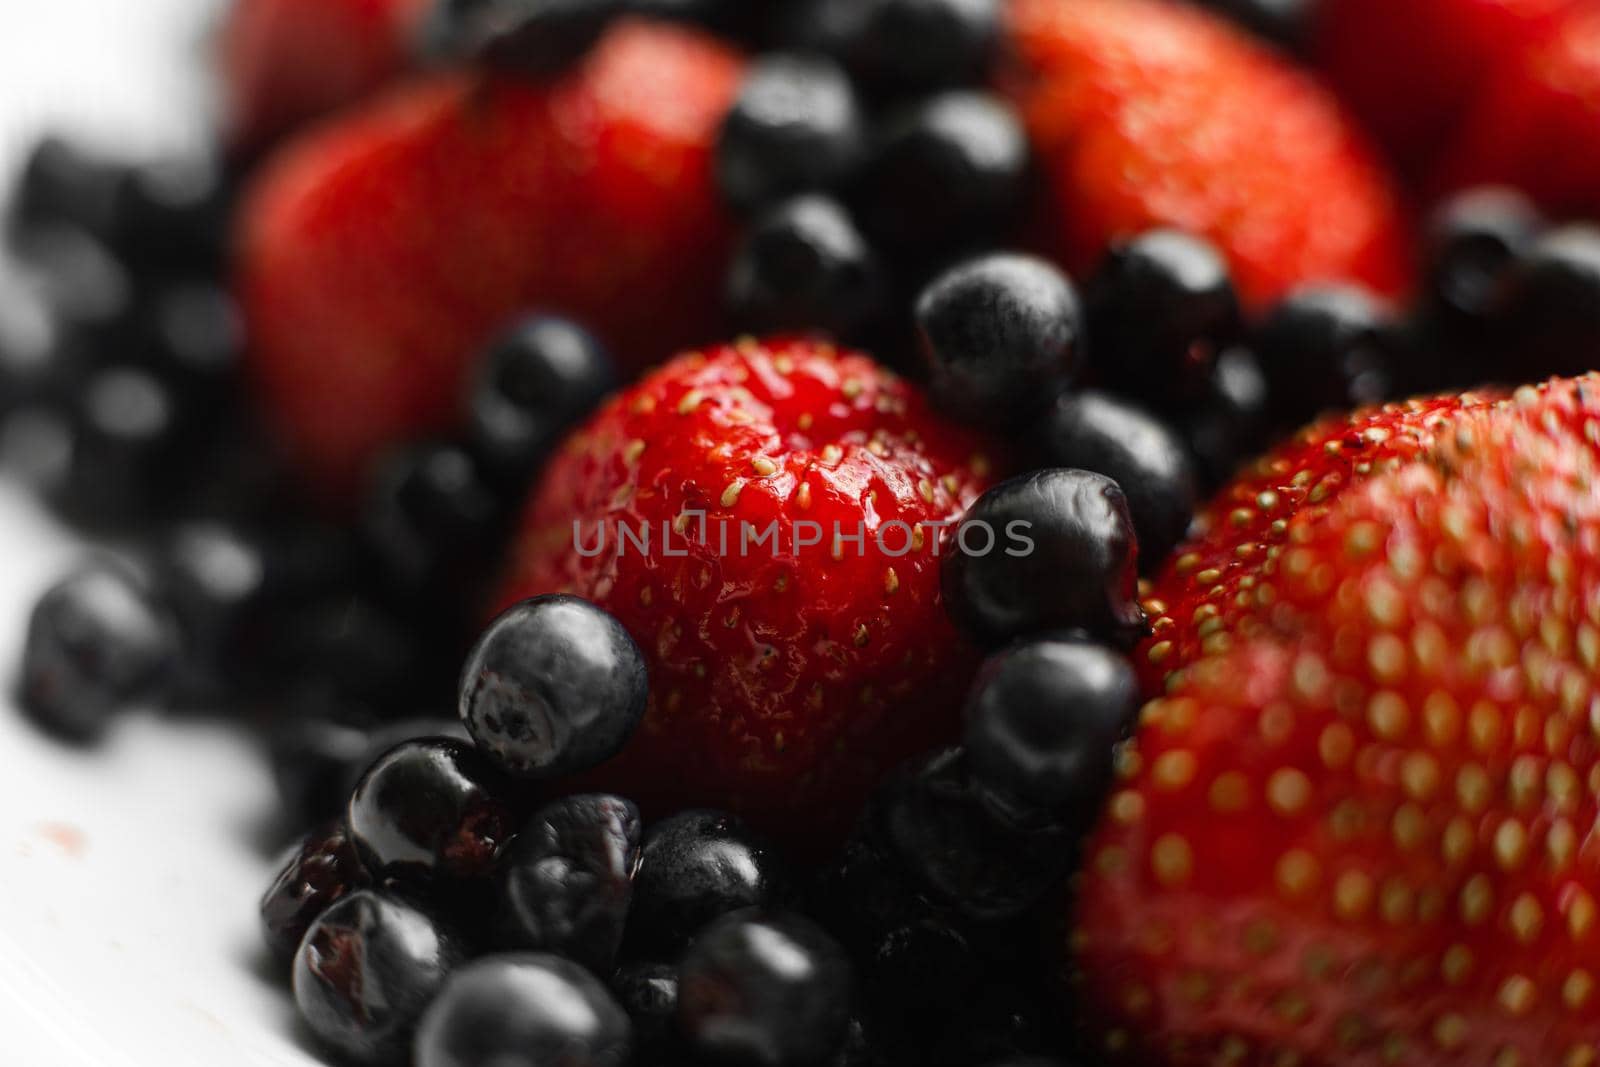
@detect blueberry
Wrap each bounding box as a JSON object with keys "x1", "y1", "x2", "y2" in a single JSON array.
[
  {"x1": 449, "y1": 0, "x2": 622, "y2": 77},
  {"x1": 293, "y1": 889, "x2": 466, "y2": 1064},
  {"x1": 942, "y1": 469, "x2": 1145, "y2": 647},
  {"x1": 727, "y1": 195, "x2": 886, "y2": 342},
  {"x1": 347, "y1": 738, "x2": 519, "y2": 884},
  {"x1": 678, "y1": 910, "x2": 854, "y2": 1067},
  {"x1": 269, "y1": 716, "x2": 375, "y2": 829},
  {"x1": 364, "y1": 440, "x2": 504, "y2": 606},
  {"x1": 106, "y1": 155, "x2": 230, "y2": 279},
  {"x1": 875, "y1": 748, "x2": 1075, "y2": 921},
  {"x1": 54, "y1": 365, "x2": 184, "y2": 524},
  {"x1": 18, "y1": 561, "x2": 178, "y2": 740},
  {"x1": 338, "y1": 716, "x2": 475, "y2": 801},
  {"x1": 1496, "y1": 224, "x2": 1600, "y2": 379},
  {"x1": 718, "y1": 55, "x2": 863, "y2": 213},
  {"x1": 1182, "y1": 347, "x2": 1271, "y2": 492},
  {"x1": 494, "y1": 794, "x2": 642, "y2": 972},
  {"x1": 962, "y1": 636, "x2": 1137, "y2": 816},
  {"x1": 13, "y1": 225, "x2": 134, "y2": 341},
  {"x1": 468, "y1": 316, "x2": 615, "y2": 490},
  {"x1": 1085, "y1": 229, "x2": 1239, "y2": 410},
  {"x1": 915, "y1": 253, "x2": 1082, "y2": 425},
  {"x1": 271, "y1": 594, "x2": 439, "y2": 714},
  {"x1": 1425, "y1": 187, "x2": 1543, "y2": 323},
  {"x1": 854, "y1": 92, "x2": 1027, "y2": 257},
  {"x1": 610, "y1": 961, "x2": 681, "y2": 1059},
  {"x1": 626, "y1": 809, "x2": 784, "y2": 957},
  {"x1": 1195, "y1": 0, "x2": 1314, "y2": 49},
  {"x1": 7, "y1": 137, "x2": 122, "y2": 240},
  {"x1": 799, "y1": 0, "x2": 1002, "y2": 93},
  {"x1": 416, "y1": 953, "x2": 632, "y2": 1067},
  {"x1": 260, "y1": 820, "x2": 370, "y2": 963},
  {"x1": 459, "y1": 595, "x2": 649, "y2": 779},
  {"x1": 1033, "y1": 391, "x2": 1197, "y2": 568},
  {"x1": 1254, "y1": 283, "x2": 1394, "y2": 426},
  {"x1": 137, "y1": 282, "x2": 243, "y2": 398},
  {"x1": 867, "y1": 918, "x2": 979, "y2": 1018}
]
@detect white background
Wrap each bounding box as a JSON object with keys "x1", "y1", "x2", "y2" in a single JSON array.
[{"x1": 0, "y1": 1, "x2": 325, "y2": 1063}]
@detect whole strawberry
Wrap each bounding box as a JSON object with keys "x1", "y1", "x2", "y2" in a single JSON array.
[
  {"x1": 239, "y1": 19, "x2": 744, "y2": 496},
  {"x1": 1072, "y1": 375, "x2": 1600, "y2": 1066},
  {"x1": 499, "y1": 338, "x2": 1002, "y2": 844},
  {"x1": 1004, "y1": 0, "x2": 1411, "y2": 311}
]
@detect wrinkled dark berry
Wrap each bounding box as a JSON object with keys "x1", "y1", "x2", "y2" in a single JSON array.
[
  {"x1": 1495, "y1": 224, "x2": 1600, "y2": 379},
  {"x1": 293, "y1": 889, "x2": 466, "y2": 1064},
  {"x1": 1254, "y1": 284, "x2": 1394, "y2": 425},
  {"x1": 678, "y1": 909, "x2": 854, "y2": 1067},
  {"x1": 1085, "y1": 228, "x2": 1239, "y2": 410},
  {"x1": 468, "y1": 316, "x2": 615, "y2": 490},
  {"x1": 718, "y1": 54, "x2": 863, "y2": 213},
  {"x1": 347, "y1": 738, "x2": 519, "y2": 884},
  {"x1": 260, "y1": 821, "x2": 370, "y2": 963},
  {"x1": 916, "y1": 253, "x2": 1082, "y2": 426},
  {"x1": 18, "y1": 561, "x2": 178, "y2": 740},
  {"x1": 727, "y1": 194, "x2": 886, "y2": 342},
  {"x1": 495, "y1": 793, "x2": 642, "y2": 972},
  {"x1": 627, "y1": 809, "x2": 784, "y2": 957},
  {"x1": 459, "y1": 594, "x2": 649, "y2": 779},
  {"x1": 962, "y1": 636, "x2": 1138, "y2": 816},
  {"x1": 1033, "y1": 390, "x2": 1197, "y2": 568},
  {"x1": 942, "y1": 469, "x2": 1145, "y2": 647},
  {"x1": 417, "y1": 953, "x2": 633, "y2": 1067},
  {"x1": 610, "y1": 961, "x2": 681, "y2": 1059}
]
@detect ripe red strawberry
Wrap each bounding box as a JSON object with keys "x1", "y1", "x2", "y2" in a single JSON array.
[
  {"x1": 238, "y1": 20, "x2": 744, "y2": 495},
  {"x1": 1003, "y1": 0, "x2": 1411, "y2": 311},
  {"x1": 1314, "y1": 0, "x2": 1584, "y2": 182},
  {"x1": 1072, "y1": 375, "x2": 1600, "y2": 1065},
  {"x1": 219, "y1": 0, "x2": 430, "y2": 152},
  {"x1": 497, "y1": 338, "x2": 1002, "y2": 844}
]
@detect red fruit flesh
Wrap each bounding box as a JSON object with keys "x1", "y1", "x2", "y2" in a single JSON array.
[
  {"x1": 1003, "y1": 0, "x2": 1412, "y2": 312},
  {"x1": 499, "y1": 339, "x2": 1003, "y2": 845},
  {"x1": 238, "y1": 20, "x2": 744, "y2": 496}
]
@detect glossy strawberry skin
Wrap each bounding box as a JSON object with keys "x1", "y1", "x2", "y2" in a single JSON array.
[
  {"x1": 1003, "y1": 0, "x2": 1412, "y2": 312},
  {"x1": 499, "y1": 339, "x2": 1002, "y2": 845},
  {"x1": 238, "y1": 20, "x2": 745, "y2": 496},
  {"x1": 220, "y1": 0, "x2": 431, "y2": 153},
  {"x1": 1073, "y1": 376, "x2": 1600, "y2": 1066}
]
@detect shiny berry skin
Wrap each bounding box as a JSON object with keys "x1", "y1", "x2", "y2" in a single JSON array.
[
  {"x1": 1181, "y1": 347, "x2": 1270, "y2": 492},
  {"x1": 1085, "y1": 229, "x2": 1239, "y2": 410},
  {"x1": 915, "y1": 253, "x2": 1082, "y2": 426},
  {"x1": 453, "y1": 0, "x2": 621, "y2": 78},
  {"x1": 268, "y1": 716, "x2": 374, "y2": 829},
  {"x1": 626, "y1": 809, "x2": 784, "y2": 957},
  {"x1": 717, "y1": 54, "x2": 863, "y2": 214},
  {"x1": 1033, "y1": 390, "x2": 1197, "y2": 569},
  {"x1": 1253, "y1": 283, "x2": 1393, "y2": 427},
  {"x1": 260, "y1": 820, "x2": 369, "y2": 963},
  {"x1": 55, "y1": 366, "x2": 184, "y2": 525},
  {"x1": 610, "y1": 962, "x2": 681, "y2": 1060},
  {"x1": 961, "y1": 636, "x2": 1137, "y2": 815},
  {"x1": 468, "y1": 316, "x2": 616, "y2": 491},
  {"x1": 803, "y1": 0, "x2": 1001, "y2": 93},
  {"x1": 337, "y1": 717, "x2": 474, "y2": 801},
  {"x1": 942, "y1": 469, "x2": 1144, "y2": 647},
  {"x1": 494, "y1": 793, "x2": 642, "y2": 972},
  {"x1": 1497, "y1": 224, "x2": 1600, "y2": 378},
  {"x1": 459, "y1": 595, "x2": 649, "y2": 779},
  {"x1": 293, "y1": 888, "x2": 466, "y2": 1064},
  {"x1": 363, "y1": 441, "x2": 503, "y2": 604},
  {"x1": 678, "y1": 909, "x2": 853, "y2": 1067},
  {"x1": 726, "y1": 195, "x2": 886, "y2": 342},
  {"x1": 346, "y1": 738, "x2": 518, "y2": 884},
  {"x1": 415, "y1": 953, "x2": 632, "y2": 1067},
  {"x1": 1424, "y1": 186, "x2": 1543, "y2": 323},
  {"x1": 18, "y1": 561, "x2": 178, "y2": 740},
  {"x1": 855, "y1": 91, "x2": 1027, "y2": 256}
]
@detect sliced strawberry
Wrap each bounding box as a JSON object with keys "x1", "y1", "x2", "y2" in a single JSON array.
[
  {"x1": 1073, "y1": 375, "x2": 1600, "y2": 1066},
  {"x1": 498, "y1": 338, "x2": 1003, "y2": 845},
  {"x1": 1003, "y1": 0, "x2": 1412, "y2": 311}
]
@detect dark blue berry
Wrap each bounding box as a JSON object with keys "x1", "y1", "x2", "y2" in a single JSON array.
[
  {"x1": 337, "y1": 716, "x2": 474, "y2": 801},
  {"x1": 136, "y1": 282, "x2": 243, "y2": 398},
  {"x1": 1496, "y1": 224, "x2": 1600, "y2": 379},
  {"x1": 1085, "y1": 228, "x2": 1239, "y2": 409},
  {"x1": 452, "y1": 0, "x2": 622, "y2": 77},
  {"x1": 54, "y1": 365, "x2": 184, "y2": 524},
  {"x1": 18, "y1": 561, "x2": 178, "y2": 740},
  {"x1": 106, "y1": 155, "x2": 231, "y2": 279},
  {"x1": 1425, "y1": 186, "x2": 1543, "y2": 323},
  {"x1": 1182, "y1": 347, "x2": 1270, "y2": 492},
  {"x1": 494, "y1": 793, "x2": 642, "y2": 972},
  {"x1": 364, "y1": 440, "x2": 504, "y2": 606},
  {"x1": 610, "y1": 961, "x2": 681, "y2": 1060},
  {"x1": 962, "y1": 636, "x2": 1137, "y2": 816},
  {"x1": 854, "y1": 91, "x2": 1027, "y2": 256},
  {"x1": 799, "y1": 0, "x2": 1002, "y2": 94},
  {"x1": 916, "y1": 253, "x2": 1082, "y2": 425},
  {"x1": 7, "y1": 137, "x2": 122, "y2": 240},
  {"x1": 469, "y1": 316, "x2": 615, "y2": 490},
  {"x1": 260, "y1": 820, "x2": 370, "y2": 963},
  {"x1": 347, "y1": 738, "x2": 519, "y2": 884},
  {"x1": 678, "y1": 909, "x2": 854, "y2": 1067},
  {"x1": 626, "y1": 809, "x2": 785, "y2": 957},
  {"x1": 717, "y1": 55, "x2": 863, "y2": 213},
  {"x1": 1254, "y1": 283, "x2": 1393, "y2": 426},
  {"x1": 269, "y1": 715, "x2": 375, "y2": 829},
  {"x1": 459, "y1": 594, "x2": 648, "y2": 779},
  {"x1": 293, "y1": 889, "x2": 467, "y2": 1064},
  {"x1": 727, "y1": 194, "x2": 886, "y2": 342},
  {"x1": 942, "y1": 468, "x2": 1145, "y2": 647},
  {"x1": 271, "y1": 593, "x2": 438, "y2": 715},
  {"x1": 1033, "y1": 390, "x2": 1197, "y2": 568}
]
